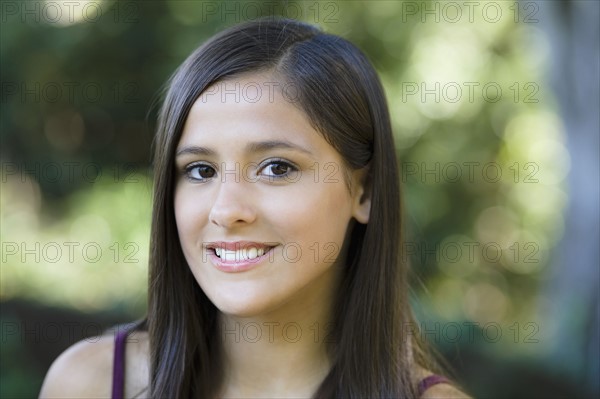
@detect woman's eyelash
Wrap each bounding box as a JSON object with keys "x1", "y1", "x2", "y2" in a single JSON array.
[
  {"x1": 258, "y1": 159, "x2": 299, "y2": 179},
  {"x1": 183, "y1": 162, "x2": 216, "y2": 181},
  {"x1": 181, "y1": 159, "x2": 299, "y2": 182}
]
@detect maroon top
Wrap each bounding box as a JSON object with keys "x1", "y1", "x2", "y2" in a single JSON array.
[
  {"x1": 111, "y1": 328, "x2": 450, "y2": 398},
  {"x1": 111, "y1": 328, "x2": 129, "y2": 399},
  {"x1": 417, "y1": 374, "x2": 451, "y2": 396}
]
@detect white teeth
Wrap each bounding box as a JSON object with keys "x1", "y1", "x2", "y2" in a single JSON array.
[
  {"x1": 214, "y1": 247, "x2": 267, "y2": 262},
  {"x1": 248, "y1": 247, "x2": 258, "y2": 259},
  {"x1": 222, "y1": 250, "x2": 238, "y2": 262}
]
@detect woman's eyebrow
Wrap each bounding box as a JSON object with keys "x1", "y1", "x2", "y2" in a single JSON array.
[
  {"x1": 176, "y1": 140, "x2": 315, "y2": 158},
  {"x1": 245, "y1": 140, "x2": 314, "y2": 156},
  {"x1": 175, "y1": 146, "x2": 216, "y2": 157}
]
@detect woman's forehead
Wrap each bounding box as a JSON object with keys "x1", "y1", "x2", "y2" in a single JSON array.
[
  {"x1": 178, "y1": 74, "x2": 320, "y2": 151},
  {"x1": 197, "y1": 73, "x2": 296, "y2": 105}
]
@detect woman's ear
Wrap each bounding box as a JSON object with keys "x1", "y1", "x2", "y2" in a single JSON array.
[{"x1": 351, "y1": 166, "x2": 371, "y2": 224}]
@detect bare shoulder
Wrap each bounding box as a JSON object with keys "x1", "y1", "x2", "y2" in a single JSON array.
[
  {"x1": 39, "y1": 330, "x2": 149, "y2": 398},
  {"x1": 39, "y1": 334, "x2": 115, "y2": 398}
]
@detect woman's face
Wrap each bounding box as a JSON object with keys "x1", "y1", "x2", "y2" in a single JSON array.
[{"x1": 174, "y1": 73, "x2": 370, "y2": 318}]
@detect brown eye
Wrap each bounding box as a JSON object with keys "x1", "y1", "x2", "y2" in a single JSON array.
[
  {"x1": 260, "y1": 160, "x2": 297, "y2": 178},
  {"x1": 269, "y1": 163, "x2": 289, "y2": 176},
  {"x1": 187, "y1": 164, "x2": 216, "y2": 181}
]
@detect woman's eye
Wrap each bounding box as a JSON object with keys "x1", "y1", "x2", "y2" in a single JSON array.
[
  {"x1": 186, "y1": 164, "x2": 216, "y2": 181},
  {"x1": 260, "y1": 161, "x2": 297, "y2": 178}
]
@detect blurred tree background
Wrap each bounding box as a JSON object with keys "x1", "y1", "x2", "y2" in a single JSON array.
[{"x1": 1, "y1": 1, "x2": 598, "y2": 398}]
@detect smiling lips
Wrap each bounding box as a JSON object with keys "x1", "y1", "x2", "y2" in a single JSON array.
[{"x1": 206, "y1": 241, "x2": 275, "y2": 265}]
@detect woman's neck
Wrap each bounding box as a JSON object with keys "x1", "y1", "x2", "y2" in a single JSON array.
[{"x1": 217, "y1": 267, "x2": 340, "y2": 398}]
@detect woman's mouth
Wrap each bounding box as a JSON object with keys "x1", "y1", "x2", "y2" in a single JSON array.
[
  {"x1": 206, "y1": 241, "x2": 276, "y2": 271},
  {"x1": 215, "y1": 246, "x2": 274, "y2": 262}
]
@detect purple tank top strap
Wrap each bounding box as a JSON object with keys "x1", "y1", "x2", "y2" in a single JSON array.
[
  {"x1": 111, "y1": 327, "x2": 129, "y2": 399},
  {"x1": 417, "y1": 374, "x2": 451, "y2": 397}
]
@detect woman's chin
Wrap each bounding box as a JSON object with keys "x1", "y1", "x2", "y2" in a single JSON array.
[{"x1": 209, "y1": 291, "x2": 281, "y2": 320}]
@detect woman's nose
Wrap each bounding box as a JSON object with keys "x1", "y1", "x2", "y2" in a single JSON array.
[{"x1": 208, "y1": 176, "x2": 257, "y2": 228}]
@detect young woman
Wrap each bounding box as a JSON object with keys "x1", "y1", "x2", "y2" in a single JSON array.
[{"x1": 40, "y1": 18, "x2": 469, "y2": 398}]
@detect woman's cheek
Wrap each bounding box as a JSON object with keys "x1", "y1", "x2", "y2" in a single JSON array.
[{"x1": 175, "y1": 187, "x2": 207, "y2": 246}]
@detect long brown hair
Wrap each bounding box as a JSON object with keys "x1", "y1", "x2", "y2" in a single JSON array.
[{"x1": 146, "y1": 17, "x2": 434, "y2": 398}]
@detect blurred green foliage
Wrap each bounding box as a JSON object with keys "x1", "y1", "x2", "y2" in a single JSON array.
[{"x1": 0, "y1": 1, "x2": 585, "y2": 398}]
